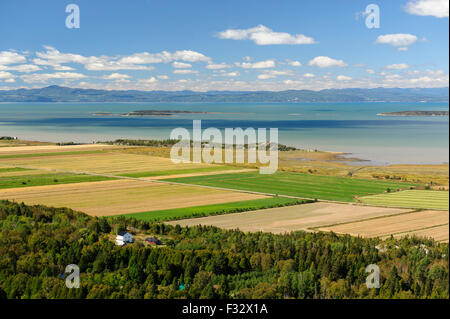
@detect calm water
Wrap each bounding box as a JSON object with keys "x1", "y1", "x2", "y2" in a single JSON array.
[{"x1": 0, "y1": 102, "x2": 448, "y2": 165}]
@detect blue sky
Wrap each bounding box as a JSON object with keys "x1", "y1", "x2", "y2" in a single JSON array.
[{"x1": 0, "y1": 0, "x2": 448, "y2": 91}]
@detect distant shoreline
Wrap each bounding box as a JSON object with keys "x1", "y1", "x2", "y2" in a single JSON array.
[{"x1": 377, "y1": 111, "x2": 449, "y2": 117}]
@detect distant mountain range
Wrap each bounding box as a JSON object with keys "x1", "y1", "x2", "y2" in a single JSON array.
[{"x1": 0, "y1": 85, "x2": 448, "y2": 103}]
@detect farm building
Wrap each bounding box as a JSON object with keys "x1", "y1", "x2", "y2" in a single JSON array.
[
  {"x1": 116, "y1": 231, "x2": 133, "y2": 246},
  {"x1": 145, "y1": 237, "x2": 162, "y2": 245}
]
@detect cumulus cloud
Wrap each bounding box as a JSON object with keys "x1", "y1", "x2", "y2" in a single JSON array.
[
  {"x1": 237, "y1": 59, "x2": 275, "y2": 69},
  {"x1": 366, "y1": 69, "x2": 376, "y2": 74},
  {"x1": 0, "y1": 64, "x2": 41, "y2": 73},
  {"x1": 288, "y1": 61, "x2": 302, "y2": 67},
  {"x1": 337, "y1": 75, "x2": 352, "y2": 81},
  {"x1": 206, "y1": 62, "x2": 231, "y2": 69},
  {"x1": 375, "y1": 34, "x2": 418, "y2": 51},
  {"x1": 157, "y1": 75, "x2": 169, "y2": 80},
  {"x1": 0, "y1": 71, "x2": 14, "y2": 79},
  {"x1": 172, "y1": 61, "x2": 192, "y2": 68},
  {"x1": 141, "y1": 77, "x2": 158, "y2": 83},
  {"x1": 385, "y1": 63, "x2": 410, "y2": 70},
  {"x1": 102, "y1": 73, "x2": 131, "y2": 80},
  {"x1": 21, "y1": 72, "x2": 86, "y2": 83},
  {"x1": 405, "y1": 0, "x2": 449, "y2": 18},
  {"x1": 257, "y1": 74, "x2": 276, "y2": 80},
  {"x1": 222, "y1": 71, "x2": 239, "y2": 77},
  {"x1": 217, "y1": 25, "x2": 316, "y2": 45},
  {"x1": 34, "y1": 46, "x2": 209, "y2": 71},
  {"x1": 303, "y1": 73, "x2": 315, "y2": 78},
  {"x1": 257, "y1": 70, "x2": 293, "y2": 80},
  {"x1": 0, "y1": 51, "x2": 26, "y2": 65},
  {"x1": 308, "y1": 56, "x2": 347, "y2": 68},
  {"x1": 173, "y1": 69, "x2": 198, "y2": 74}
]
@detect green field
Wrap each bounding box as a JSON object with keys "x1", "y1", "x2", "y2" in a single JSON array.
[
  {"x1": 113, "y1": 197, "x2": 307, "y2": 221},
  {"x1": 359, "y1": 190, "x2": 449, "y2": 210},
  {"x1": 0, "y1": 173, "x2": 116, "y2": 189},
  {"x1": 120, "y1": 165, "x2": 238, "y2": 178},
  {"x1": 163, "y1": 172, "x2": 418, "y2": 202}
]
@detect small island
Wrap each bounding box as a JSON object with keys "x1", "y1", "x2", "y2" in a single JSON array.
[
  {"x1": 123, "y1": 110, "x2": 208, "y2": 116},
  {"x1": 93, "y1": 110, "x2": 248, "y2": 117},
  {"x1": 377, "y1": 111, "x2": 449, "y2": 117}
]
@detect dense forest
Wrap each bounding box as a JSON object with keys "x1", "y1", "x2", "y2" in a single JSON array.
[{"x1": 0, "y1": 200, "x2": 448, "y2": 299}]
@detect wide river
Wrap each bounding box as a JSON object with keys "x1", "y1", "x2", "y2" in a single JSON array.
[{"x1": 0, "y1": 102, "x2": 448, "y2": 165}]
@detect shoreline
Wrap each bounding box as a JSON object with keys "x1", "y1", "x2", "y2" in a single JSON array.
[{"x1": 1, "y1": 137, "x2": 448, "y2": 168}]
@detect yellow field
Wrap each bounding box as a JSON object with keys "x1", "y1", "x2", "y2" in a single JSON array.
[
  {"x1": 319, "y1": 210, "x2": 449, "y2": 241},
  {"x1": 0, "y1": 143, "x2": 119, "y2": 154},
  {"x1": 390, "y1": 225, "x2": 449, "y2": 243},
  {"x1": 167, "y1": 202, "x2": 409, "y2": 234},
  {"x1": 0, "y1": 151, "x2": 231, "y2": 175},
  {"x1": 0, "y1": 179, "x2": 267, "y2": 216}
]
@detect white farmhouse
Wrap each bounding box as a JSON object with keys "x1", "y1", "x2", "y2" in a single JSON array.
[{"x1": 116, "y1": 231, "x2": 133, "y2": 246}]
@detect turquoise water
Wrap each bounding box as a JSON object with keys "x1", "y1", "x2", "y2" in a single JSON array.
[{"x1": 0, "y1": 102, "x2": 448, "y2": 165}]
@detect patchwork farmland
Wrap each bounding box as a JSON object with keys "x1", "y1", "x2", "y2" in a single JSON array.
[{"x1": 0, "y1": 143, "x2": 447, "y2": 242}]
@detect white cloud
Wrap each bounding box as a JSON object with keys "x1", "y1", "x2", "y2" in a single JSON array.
[
  {"x1": 366, "y1": 69, "x2": 376, "y2": 74},
  {"x1": 222, "y1": 71, "x2": 239, "y2": 77},
  {"x1": 21, "y1": 72, "x2": 86, "y2": 83},
  {"x1": 375, "y1": 34, "x2": 418, "y2": 50},
  {"x1": 303, "y1": 73, "x2": 315, "y2": 78},
  {"x1": 257, "y1": 70, "x2": 294, "y2": 79},
  {"x1": 385, "y1": 63, "x2": 410, "y2": 70},
  {"x1": 173, "y1": 69, "x2": 198, "y2": 74},
  {"x1": 120, "y1": 50, "x2": 210, "y2": 64},
  {"x1": 217, "y1": 25, "x2": 316, "y2": 45},
  {"x1": 102, "y1": 73, "x2": 131, "y2": 80},
  {"x1": 258, "y1": 74, "x2": 276, "y2": 80},
  {"x1": 172, "y1": 61, "x2": 192, "y2": 68},
  {"x1": 0, "y1": 64, "x2": 41, "y2": 73},
  {"x1": 308, "y1": 56, "x2": 347, "y2": 68},
  {"x1": 141, "y1": 77, "x2": 157, "y2": 83},
  {"x1": 157, "y1": 75, "x2": 169, "y2": 80},
  {"x1": 288, "y1": 61, "x2": 302, "y2": 67},
  {"x1": 405, "y1": 0, "x2": 449, "y2": 18},
  {"x1": 0, "y1": 51, "x2": 26, "y2": 65},
  {"x1": 238, "y1": 59, "x2": 275, "y2": 69},
  {"x1": 34, "y1": 46, "x2": 209, "y2": 71},
  {"x1": 206, "y1": 63, "x2": 231, "y2": 69},
  {"x1": 337, "y1": 75, "x2": 352, "y2": 81},
  {"x1": 0, "y1": 71, "x2": 14, "y2": 79}
]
